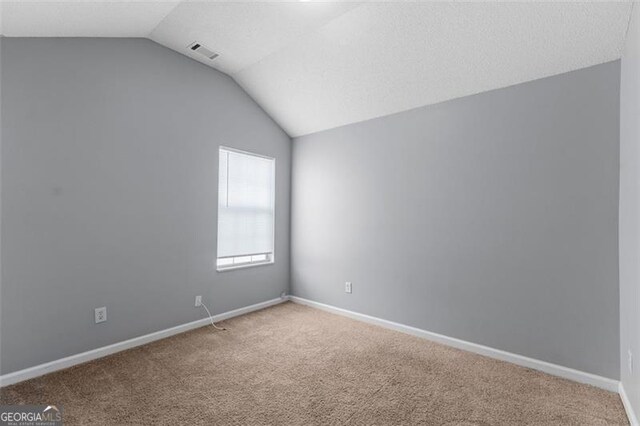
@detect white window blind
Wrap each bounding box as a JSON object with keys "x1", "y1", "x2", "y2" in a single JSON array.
[{"x1": 217, "y1": 147, "x2": 275, "y2": 268}]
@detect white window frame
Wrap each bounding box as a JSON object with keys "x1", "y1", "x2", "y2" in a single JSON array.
[{"x1": 216, "y1": 146, "x2": 275, "y2": 272}]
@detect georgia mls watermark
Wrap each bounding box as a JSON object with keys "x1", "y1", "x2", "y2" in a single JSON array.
[{"x1": 0, "y1": 405, "x2": 63, "y2": 426}]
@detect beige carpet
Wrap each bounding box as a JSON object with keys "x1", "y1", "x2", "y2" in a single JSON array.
[{"x1": 0, "y1": 302, "x2": 628, "y2": 425}]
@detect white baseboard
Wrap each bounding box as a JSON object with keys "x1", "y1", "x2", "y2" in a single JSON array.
[
  {"x1": 620, "y1": 382, "x2": 640, "y2": 426},
  {"x1": 0, "y1": 297, "x2": 286, "y2": 387},
  {"x1": 1, "y1": 294, "x2": 627, "y2": 419},
  {"x1": 289, "y1": 296, "x2": 619, "y2": 393}
]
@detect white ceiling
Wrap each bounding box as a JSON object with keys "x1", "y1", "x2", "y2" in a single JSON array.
[
  {"x1": 0, "y1": 1, "x2": 633, "y2": 137},
  {"x1": 1, "y1": 1, "x2": 181, "y2": 38},
  {"x1": 150, "y1": 1, "x2": 362, "y2": 75}
]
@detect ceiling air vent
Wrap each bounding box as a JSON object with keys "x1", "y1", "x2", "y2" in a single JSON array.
[{"x1": 188, "y1": 42, "x2": 219, "y2": 61}]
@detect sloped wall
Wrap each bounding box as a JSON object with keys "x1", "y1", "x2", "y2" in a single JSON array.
[{"x1": 0, "y1": 38, "x2": 291, "y2": 374}]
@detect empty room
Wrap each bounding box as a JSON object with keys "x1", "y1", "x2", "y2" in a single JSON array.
[{"x1": 0, "y1": 1, "x2": 639, "y2": 425}]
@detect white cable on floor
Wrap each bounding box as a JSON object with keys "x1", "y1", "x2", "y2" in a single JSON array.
[{"x1": 200, "y1": 302, "x2": 227, "y2": 331}]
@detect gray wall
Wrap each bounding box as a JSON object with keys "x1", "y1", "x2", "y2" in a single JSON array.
[
  {"x1": 292, "y1": 61, "x2": 620, "y2": 379},
  {"x1": 0, "y1": 37, "x2": 3, "y2": 378},
  {"x1": 620, "y1": 3, "x2": 640, "y2": 413},
  {"x1": 0, "y1": 38, "x2": 291, "y2": 374}
]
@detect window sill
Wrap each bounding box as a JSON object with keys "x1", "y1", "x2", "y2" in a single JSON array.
[{"x1": 216, "y1": 261, "x2": 274, "y2": 272}]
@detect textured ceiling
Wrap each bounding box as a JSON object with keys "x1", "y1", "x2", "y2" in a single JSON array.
[
  {"x1": 0, "y1": 1, "x2": 633, "y2": 137},
  {"x1": 150, "y1": 1, "x2": 361, "y2": 75},
  {"x1": 1, "y1": 1, "x2": 180, "y2": 38}
]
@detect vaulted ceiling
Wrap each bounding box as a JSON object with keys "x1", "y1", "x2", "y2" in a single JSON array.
[{"x1": 1, "y1": 1, "x2": 633, "y2": 137}]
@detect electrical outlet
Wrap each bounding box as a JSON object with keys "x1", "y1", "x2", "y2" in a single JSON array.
[
  {"x1": 95, "y1": 307, "x2": 107, "y2": 324},
  {"x1": 345, "y1": 282, "x2": 352, "y2": 294},
  {"x1": 195, "y1": 295, "x2": 202, "y2": 307},
  {"x1": 629, "y1": 349, "x2": 634, "y2": 374}
]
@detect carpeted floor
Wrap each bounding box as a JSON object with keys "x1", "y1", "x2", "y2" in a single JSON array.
[{"x1": 0, "y1": 302, "x2": 629, "y2": 425}]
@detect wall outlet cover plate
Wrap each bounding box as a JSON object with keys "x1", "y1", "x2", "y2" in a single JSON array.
[{"x1": 95, "y1": 307, "x2": 107, "y2": 324}]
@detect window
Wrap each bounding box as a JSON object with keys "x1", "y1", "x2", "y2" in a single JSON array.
[{"x1": 217, "y1": 147, "x2": 275, "y2": 271}]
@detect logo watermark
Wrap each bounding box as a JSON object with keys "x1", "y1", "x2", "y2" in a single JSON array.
[{"x1": 0, "y1": 405, "x2": 62, "y2": 426}]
